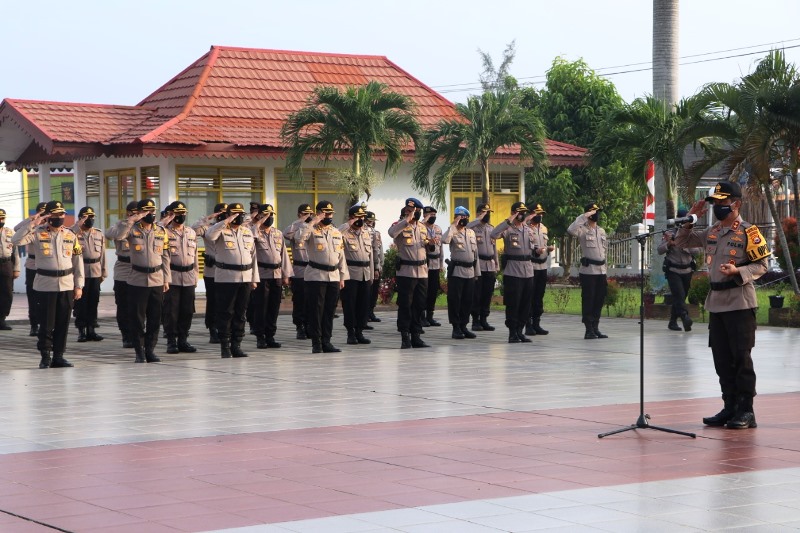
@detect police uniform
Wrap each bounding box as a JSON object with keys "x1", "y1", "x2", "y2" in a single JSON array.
[
  {"x1": 0, "y1": 208, "x2": 20, "y2": 330},
  {"x1": 491, "y1": 202, "x2": 536, "y2": 343},
  {"x1": 105, "y1": 200, "x2": 138, "y2": 348},
  {"x1": 421, "y1": 206, "x2": 443, "y2": 327},
  {"x1": 366, "y1": 211, "x2": 384, "y2": 322},
  {"x1": 527, "y1": 204, "x2": 552, "y2": 336},
  {"x1": 206, "y1": 202, "x2": 259, "y2": 358},
  {"x1": 14, "y1": 202, "x2": 45, "y2": 336},
  {"x1": 12, "y1": 200, "x2": 85, "y2": 368},
  {"x1": 567, "y1": 202, "x2": 608, "y2": 339},
  {"x1": 442, "y1": 206, "x2": 478, "y2": 339},
  {"x1": 163, "y1": 201, "x2": 199, "y2": 354},
  {"x1": 72, "y1": 207, "x2": 106, "y2": 342},
  {"x1": 191, "y1": 202, "x2": 227, "y2": 344},
  {"x1": 245, "y1": 201, "x2": 263, "y2": 332},
  {"x1": 657, "y1": 219, "x2": 702, "y2": 332},
  {"x1": 467, "y1": 203, "x2": 499, "y2": 332},
  {"x1": 675, "y1": 181, "x2": 769, "y2": 429},
  {"x1": 284, "y1": 204, "x2": 314, "y2": 339},
  {"x1": 298, "y1": 201, "x2": 349, "y2": 353},
  {"x1": 251, "y1": 203, "x2": 292, "y2": 349},
  {"x1": 388, "y1": 198, "x2": 430, "y2": 349},
  {"x1": 339, "y1": 205, "x2": 373, "y2": 345}
]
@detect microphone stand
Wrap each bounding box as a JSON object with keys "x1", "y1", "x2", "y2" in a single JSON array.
[{"x1": 598, "y1": 227, "x2": 696, "y2": 439}]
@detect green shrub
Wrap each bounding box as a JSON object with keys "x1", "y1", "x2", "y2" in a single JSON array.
[
  {"x1": 688, "y1": 273, "x2": 710, "y2": 306},
  {"x1": 604, "y1": 279, "x2": 620, "y2": 315}
]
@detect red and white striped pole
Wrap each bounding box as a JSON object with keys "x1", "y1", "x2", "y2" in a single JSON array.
[{"x1": 644, "y1": 160, "x2": 655, "y2": 227}]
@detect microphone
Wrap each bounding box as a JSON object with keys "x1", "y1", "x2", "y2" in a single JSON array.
[{"x1": 666, "y1": 214, "x2": 698, "y2": 226}]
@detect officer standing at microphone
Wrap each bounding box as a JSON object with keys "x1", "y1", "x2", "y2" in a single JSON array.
[
  {"x1": 14, "y1": 202, "x2": 46, "y2": 336},
  {"x1": 442, "y1": 206, "x2": 478, "y2": 340},
  {"x1": 568, "y1": 202, "x2": 608, "y2": 340},
  {"x1": 163, "y1": 201, "x2": 199, "y2": 354},
  {"x1": 106, "y1": 200, "x2": 139, "y2": 348},
  {"x1": 467, "y1": 203, "x2": 498, "y2": 332},
  {"x1": 73, "y1": 207, "x2": 106, "y2": 342}
]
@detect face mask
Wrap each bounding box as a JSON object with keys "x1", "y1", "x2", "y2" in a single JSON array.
[
  {"x1": 0, "y1": 221, "x2": 4, "y2": 228},
  {"x1": 50, "y1": 217, "x2": 65, "y2": 228},
  {"x1": 320, "y1": 217, "x2": 333, "y2": 226},
  {"x1": 481, "y1": 214, "x2": 490, "y2": 224},
  {"x1": 353, "y1": 218, "x2": 364, "y2": 228},
  {"x1": 216, "y1": 214, "x2": 226, "y2": 222},
  {"x1": 713, "y1": 203, "x2": 733, "y2": 221},
  {"x1": 457, "y1": 218, "x2": 468, "y2": 227},
  {"x1": 84, "y1": 218, "x2": 95, "y2": 228},
  {"x1": 232, "y1": 214, "x2": 244, "y2": 225},
  {"x1": 264, "y1": 215, "x2": 274, "y2": 228},
  {"x1": 516, "y1": 213, "x2": 525, "y2": 222},
  {"x1": 427, "y1": 215, "x2": 436, "y2": 225},
  {"x1": 143, "y1": 213, "x2": 156, "y2": 224},
  {"x1": 532, "y1": 215, "x2": 542, "y2": 224},
  {"x1": 305, "y1": 216, "x2": 313, "y2": 223},
  {"x1": 173, "y1": 215, "x2": 186, "y2": 225},
  {"x1": 588, "y1": 213, "x2": 600, "y2": 222},
  {"x1": 413, "y1": 210, "x2": 422, "y2": 221}
]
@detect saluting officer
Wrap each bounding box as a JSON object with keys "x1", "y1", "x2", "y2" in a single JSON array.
[
  {"x1": 245, "y1": 201, "x2": 262, "y2": 332},
  {"x1": 205, "y1": 203, "x2": 259, "y2": 358},
  {"x1": 658, "y1": 209, "x2": 702, "y2": 332},
  {"x1": 106, "y1": 200, "x2": 138, "y2": 348},
  {"x1": 568, "y1": 202, "x2": 609, "y2": 340},
  {"x1": 421, "y1": 206, "x2": 443, "y2": 328},
  {"x1": 339, "y1": 204, "x2": 373, "y2": 345},
  {"x1": 13, "y1": 200, "x2": 84, "y2": 369},
  {"x1": 526, "y1": 204, "x2": 554, "y2": 336},
  {"x1": 0, "y1": 208, "x2": 21, "y2": 330},
  {"x1": 467, "y1": 203, "x2": 498, "y2": 332},
  {"x1": 73, "y1": 207, "x2": 106, "y2": 342},
  {"x1": 388, "y1": 198, "x2": 431, "y2": 349},
  {"x1": 297, "y1": 201, "x2": 348, "y2": 353},
  {"x1": 14, "y1": 202, "x2": 46, "y2": 336},
  {"x1": 365, "y1": 211, "x2": 383, "y2": 323},
  {"x1": 163, "y1": 201, "x2": 199, "y2": 354},
  {"x1": 251, "y1": 203, "x2": 292, "y2": 349},
  {"x1": 284, "y1": 203, "x2": 314, "y2": 340},
  {"x1": 442, "y1": 206, "x2": 478, "y2": 340},
  {"x1": 192, "y1": 203, "x2": 227, "y2": 344},
  {"x1": 492, "y1": 202, "x2": 536, "y2": 343}
]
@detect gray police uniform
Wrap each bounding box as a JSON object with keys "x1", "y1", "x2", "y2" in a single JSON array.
[
  {"x1": 339, "y1": 222, "x2": 373, "y2": 337},
  {"x1": 388, "y1": 219, "x2": 429, "y2": 335},
  {"x1": 567, "y1": 213, "x2": 608, "y2": 329},
  {"x1": 72, "y1": 224, "x2": 107, "y2": 332},
  {"x1": 529, "y1": 222, "x2": 550, "y2": 327},
  {"x1": 491, "y1": 221, "x2": 535, "y2": 332},
  {"x1": 0, "y1": 223, "x2": 20, "y2": 327},
  {"x1": 191, "y1": 216, "x2": 218, "y2": 335},
  {"x1": 13, "y1": 219, "x2": 39, "y2": 332},
  {"x1": 423, "y1": 222, "x2": 443, "y2": 323},
  {"x1": 657, "y1": 228, "x2": 702, "y2": 327},
  {"x1": 467, "y1": 219, "x2": 498, "y2": 326},
  {"x1": 252, "y1": 226, "x2": 292, "y2": 341},
  {"x1": 442, "y1": 224, "x2": 478, "y2": 329},
  {"x1": 368, "y1": 225, "x2": 384, "y2": 317},
  {"x1": 163, "y1": 224, "x2": 199, "y2": 344},
  {"x1": 284, "y1": 219, "x2": 311, "y2": 334},
  {"x1": 106, "y1": 220, "x2": 136, "y2": 344}
]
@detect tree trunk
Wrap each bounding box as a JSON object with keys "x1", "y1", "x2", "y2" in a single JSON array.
[
  {"x1": 481, "y1": 160, "x2": 491, "y2": 205},
  {"x1": 766, "y1": 183, "x2": 800, "y2": 294}
]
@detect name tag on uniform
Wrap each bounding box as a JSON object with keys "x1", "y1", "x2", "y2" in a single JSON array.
[{"x1": 226, "y1": 242, "x2": 234, "y2": 248}]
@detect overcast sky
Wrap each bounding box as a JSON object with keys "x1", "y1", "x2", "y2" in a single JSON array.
[{"x1": 1, "y1": 0, "x2": 798, "y2": 106}]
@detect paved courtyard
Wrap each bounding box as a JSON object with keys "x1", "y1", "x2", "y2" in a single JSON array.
[{"x1": 1, "y1": 295, "x2": 800, "y2": 532}]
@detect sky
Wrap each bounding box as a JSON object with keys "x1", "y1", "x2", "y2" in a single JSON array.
[{"x1": 1, "y1": 0, "x2": 799, "y2": 107}]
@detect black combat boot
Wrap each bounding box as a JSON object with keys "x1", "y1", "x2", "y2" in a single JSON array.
[
  {"x1": 346, "y1": 328, "x2": 359, "y2": 345},
  {"x1": 726, "y1": 395, "x2": 757, "y2": 429},
  {"x1": 322, "y1": 338, "x2": 341, "y2": 353},
  {"x1": 362, "y1": 323, "x2": 374, "y2": 331},
  {"x1": 427, "y1": 313, "x2": 441, "y2": 327},
  {"x1": 355, "y1": 329, "x2": 371, "y2": 344},
  {"x1": 479, "y1": 317, "x2": 495, "y2": 331},
  {"x1": 702, "y1": 395, "x2": 737, "y2": 426},
  {"x1": 411, "y1": 332, "x2": 430, "y2": 348},
  {"x1": 178, "y1": 336, "x2": 197, "y2": 352},
  {"x1": 368, "y1": 312, "x2": 381, "y2": 322},
  {"x1": 508, "y1": 329, "x2": 520, "y2": 343},
  {"x1": 524, "y1": 319, "x2": 536, "y2": 336},
  {"x1": 220, "y1": 339, "x2": 232, "y2": 358},
  {"x1": 668, "y1": 317, "x2": 682, "y2": 331},
  {"x1": 265, "y1": 337, "x2": 281, "y2": 348},
  {"x1": 166, "y1": 337, "x2": 180, "y2": 354},
  {"x1": 87, "y1": 327, "x2": 104, "y2": 341},
  {"x1": 50, "y1": 353, "x2": 73, "y2": 368},
  {"x1": 311, "y1": 338, "x2": 323, "y2": 354},
  {"x1": 451, "y1": 325, "x2": 465, "y2": 339},
  {"x1": 230, "y1": 339, "x2": 248, "y2": 358},
  {"x1": 145, "y1": 345, "x2": 161, "y2": 363},
  {"x1": 296, "y1": 325, "x2": 307, "y2": 340},
  {"x1": 593, "y1": 321, "x2": 608, "y2": 339},
  {"x1": 0, "y1": 319, "x2": 11, "y2": 330},
  {"x1": 39, "y1": 350, "x2": 52, "y2": 369},
  {"x1": 209, "y1": 327, "x2": 220, "y2": 344},
  {"x1": 29, "y1": 324, "x2": 39, "y2": 337},
  {"x1": 680, "y1": 313, "x2": 693, "y2": 332},
  {"x1": 461, "y1": 325, "x2": 476, "y2": 339},
  {"x1": 256, "y1": 335, "x2": 269, "y2": 349},
  {"x1": 584, "y1": 324, "x2": 598, "y2": 339},
  {"x1": 532, "y1": 319, "x2": 548, "y2": 335},
  {"x1": 516, "y1": 328, "x2": 532, "y2": 343},
  {"x1": 471, "y1": 315, "x2": 483, "y2": 331},
  {"x1": 77, "y1": 327, "x2": 88, "y2": 342},
  {"x1": 400, "y1": 332, "x2": 412, "y2": 349},
  {"x1": 122, "y1": 333, "x2": 135, "y2": 349},
  {"x1": 134, "y1": 345, "x2": 146, "y2": 363},
  {"x1": 420, "y1": 314, "x2": 431, "y2": 327}
]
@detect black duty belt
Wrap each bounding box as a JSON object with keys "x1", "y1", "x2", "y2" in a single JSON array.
[
  {"x1": 531, "y1": 257, "x2": 547, "y2": 264},
  {"x1": 171, "y1": 264, "x2": 195, "y2": 272},
  {"x1": 580, "y1": 257, "x2": 606, "y2": 266},
  {"x1": 216, "y1": 263, "x2": 252, "y2": 271},
  {"x1": 293, "y1": 259, "x2": 309, "y2": 266},
  {"x1": 83, "y1": 257, "x2": 101, "y2": 264},
  {"x1": 346, "y1": 260, "x2": 370, "y2": 267},
  {"x1": 258, "y1": 261, "x2": 280, "y2": 270},
  {"x1": 450, "y1": 260, "x2": 475, "y2": 268},
  {"x1": 478, "y1": 254, "x2": 494, "y2": 261},
  {"x1": 710, "y1": 280, "x2": 739, "y2": 291},
  {"x1": 426, "y1": 253, "x2": 440, "y2": 259},
  {"x1": 117, "y1": 256, "x2": 131, "y2": 263},
  {"x1": 502, "y1": 254, "x2": 530, "y2": 262},
  {"x1": 204, "y1": 255, "x2": 216, "y2": 267},
  {"x1": 38, "y1": 268, "x2": 74, "y2": 277},
  {"x1": 132, "y1": 265, "x2": 160, "y2": 274},
  {"x1": 667, "y1": 261, "x2": 692, "y2": 269},
  {"x1": 399, "y1": 259, "x2": 426, "y2": 266},
  {"x1": 0, "y1": 256, "x2": 13, "y2": 264},
  {"x1": 309, "y1": 261, "x2": 337, "y2": 272},
  {"x1": 28, "y1": 254, "x2": 35, "y2": 259}
]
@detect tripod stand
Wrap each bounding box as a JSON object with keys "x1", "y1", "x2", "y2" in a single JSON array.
[{"x1": 598, "y1": 229, "x2": 696, "y2": 439}]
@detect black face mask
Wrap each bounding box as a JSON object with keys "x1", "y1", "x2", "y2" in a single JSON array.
[
  {"x1": 174, "y1": 215, "x2": 186, "y2": 225},
  {"x1": 713, "y1": 204, "x2": 733, "y2": 221},
  {"x1": 84, "y1": 218, "x2": 95, "y2": 228},
  {"x1": 516, "y1": 213, "x2": 525, "y2": 222},
  {"x1": 0, "y1": 221, "x2": 5, "y2": 229},
  {"x1": 50, "y1": 217, "x2": 65, "y2": 228},
  {"x1": 216, "y1": 214, "x2": 226, "y2": 222},
  {"x1": 304, "y1": 215, "x2": 313, "y2": 223},
  {"x1": 143, "y1": 213, "x2": 156, "y2": 224},
  {"x1": 232, "y1": 214, "x2": 244, "y2": 225},
  {"x1": 481, "y1": 214, "x2": 490, "y2": 224},
  {"x1": 353, "y1": 218, "x2": 364, "y2": 228},
  {"x1": 320, "y1": 217, "x2": 333, "y2": 226},
  {"x1": 588, "y1": 213, "x2": 600, "y2": 222},
  {"x1": 457, "y1": 218, "x2": 468, "y2": 227},
  {"x1": 264, "y1": 215, "x2": 274, "y2": 228},
  {"x1": 413, "y1": 210, "x2": 422, "y2": 221},
  {"x1": 532, "y1": 215, "x2": 542, "y2": 224},
  {"x1": 427, "y1": 216, "x2": 436, "y2": 225}
]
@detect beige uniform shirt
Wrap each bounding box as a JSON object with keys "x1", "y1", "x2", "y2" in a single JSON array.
[
  {"x1": 675, "y1": 216, "x2": 769, "y2": 313},
  {"x1": 388, "y1": 219, "x2": 429, "y2": 279},
  {"x1": 284, "y1": 220, "x2": 311, "y2": 279},
  {"x1": 369, "y1": 226, "x2": 384, "y2": 275},
  {"x1": 467, "y1": 220, "x2": 498, "y2": 273},
  {"x1": 442, "y1": 225, "x2": 478, "y2": 279},
  {"x1": 567, "y1": 214, "x2": 608, "y2": 275},
  {"x1": 12, "y1": 224, "x2": 84, "y2": 292},
  {"x1": 12, "y1": 220, "x2": 33, "y2": 270},
  {"x1": 72, "y1": 225, "x2": 107, "y2": 280},
  {"x1": 297, "y1": 223, "x2": 349, "y2": 282},
  {"x1": 422, "y1": 223, "x2": 443, "y2": 271},
  {"x1": 166, "y1": 224, "x2": 199, "y2": 287},
  {"x1": 205, "y1": 221, "x2": 259, "y2": 284},
  {"x1": 0, "y1": 225, "x2": 20, "y2": 273},
  {"x1": 529, "y1": 223, "x2": 550, "y2": 271},
  {"x1": 491, "y1": 221, "x2": 535, "y2": 278},
  {"x1": 657, "y1": 228, "x2": 702, "y2": 275},
  {"x1": 253, "y1": 226, "x2": 293, "y2": 280},
  {"x1": 105, "y1": 220, "x2": 133, "y2": 282},
  {"x1": 115, "y1": 221, "x2": 170, "y2": 288},
  {"x1": 338, "y1": 223, "x2": 373, "y2": 282},
  {"x1": 191, "y1": 217, "x2": 217, "y2": 279}
]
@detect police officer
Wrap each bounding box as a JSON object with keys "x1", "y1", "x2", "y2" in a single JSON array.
[
  {"x1": 527, "y1": 204, "x2": 555, "y2": 336},
  {"x1": 13, "y1": 200, "x2": 84, "y2": 368},
  {"x1": 298, "y1": 201, "x2": 348, "y2": 353},
  {"x1": 568, "y1": 202, "x2": 609, "y2": 340},
  {"x1": 388, "y1": 198, "x2": 431, "y2": 349},
  {"x1": 284, "y1": 204, "x2": 314, "y2": 340},
  {"x1": 192, "y1": 203, "x2": 227, "y2": 344},
  {"x1": 245, "y1": 201, "x2": 262, "y2": 332},
  {"x1": 14, "y1": 202, "x2": 46, "y2": 336},
  {"x1": 339, "y1": 204, "x2": 373, "y2": 345},
  {"x1": 73, "y1": 207, "x2": 106, "y2": 342},
  {"x1": 675, "y1": 182, "x2": 770, "y2": 430},
  {"x1": 163, "y1": 201, "x2": 199, "y2": 354},
  {"x1": 658, "y1": 210, "x2": 702, "y2": 332},
  {"x1": 106, "y1": 200, "x2": 138, "y2": 348},
  {"x1": 421, "y1": 206, "x2": 443, "y2": 327},
  {"x1": 365, "y1": 211, "x2": 384, "y2": 322},
  {"x1": 467, "y1": 203, "x2": 498, "y2": 332},
  {"x1": 251, "y1": 203, "x2": 292, "y2": 349},
  {"x1": 205, "y1": 203, "x2": 259, "y2": 358},
  {"x1": 492, "y1": 202, "x2": 536, "y2": 343},
  {"x1": 0, "y1": 208, "x2": 20, "y2": 330},
  {"x1": 442, "y1": 206, "x2": 478, "y2": 340}
]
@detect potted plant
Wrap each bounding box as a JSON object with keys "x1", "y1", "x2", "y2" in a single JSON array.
[{"x1": 769, "y1": 284, "x2": 785, "y2": 309}]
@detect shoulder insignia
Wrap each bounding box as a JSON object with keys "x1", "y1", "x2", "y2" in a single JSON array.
[
  {"x1": 745, "y1": 225, "x2": 771, "y2": 262},
  {"x1": 39, "y1": 232, "x2": 50, "y2": 239},
  {"x1": 731, "y1": 220, "x2": 740, "y2": 230},
  {"x1": 73, "y1": 241, "x2": 83, "y2": 255}
]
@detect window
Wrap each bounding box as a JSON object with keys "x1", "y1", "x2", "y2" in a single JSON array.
[
  {"x1": 103, "y1": 169, "x2": 135, "y2": 230},
  {"x1": 177, "y1": 165, "x2": 264, "y2": 218},
  {"x1": 275, "y1": 169, "x2": 350, "y2": 228},
  {"x1": 450, "y1": 171, "x2": 520, "y2": 225}
]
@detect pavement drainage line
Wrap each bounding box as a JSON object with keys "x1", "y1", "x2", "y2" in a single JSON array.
[{"x1": 0, "y1": 508, "x2": 74, "y2": 532}]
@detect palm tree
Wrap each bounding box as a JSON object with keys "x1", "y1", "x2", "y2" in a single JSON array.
[
  {"x1": 280, "y1": 81, "x2": 420, "y2": 204},
  {"x1": 412, "y1": 90, "x2": 547, "y2": 209}
]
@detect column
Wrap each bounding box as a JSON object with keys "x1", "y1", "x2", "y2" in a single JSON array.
[{"x1": 38, "y1": 165, "x2": 51, "y2": 202}]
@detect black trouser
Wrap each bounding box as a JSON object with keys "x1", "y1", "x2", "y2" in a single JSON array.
[
  {"x1": 426, "y1": 269, "x2": 441, "y2": 317},
  {"x1": 370, "y1": 273, "x2": 381, "y2": 312},
  {"x1": 129, "y1": 285, "x2": 164, "y2": 349},
  {"x1": 471, "y1": 271, "x2": 496, "y2": 320},
  {"x1": 113, "y1": 280, "x2": 131, "y2": 338},
  {"x1": 204, "y1": 276, "x2": 216, "y2": 330},
  {"x1": 342, "y1": 279, "x2": 371, "y2": 331},
  {"x1": 252, "y1": 278, "x2": 282, "y2": 338},
  {"x1": 163, "y1": 285, "x2": 196, "y2": 338},
  {"x1": 290, "y1": 277, "x2": 306, "y2": 327},
  {"x1": 396, "y1": 276, "x2": 427, "y2": 334},
  {"x1": 0, "y1": 262, "x2": 12, "y2": 318},
  {"x1": 666, "y1": 270, "x2": 693, "y2": 320},
  {"x1": 503, "y1": 275, "x2": 533, "y2": 330},
  {"x1": 305, "y1": 280, "x2": 339, "y2": 341},
  {"x1": 530, "y1": 269, "x2": 548, "y2": 321},
  {"x1": 37, "y1": 290, "x2": 74, "y2": 354},
  {"x1": 246, "y1": 287, "x2": 255, "y2": 328},
  {"x1": 25, "y1": 268, "x2": 38, "y2": 326},
  {"x1": 579, "y1": 273, "x2": 607, "y2": 324},
  {"x1": 214, "y1": 282, "x2": 251, "y2": 342},
  {"x1": 448, "y1": 276, "x2": 475, "y2": 327},
  {"x1": 74, "y1": 277, "x2": 101, "y2": 328},
  {"x1": 709, "y1": 308, "x2": 757, "y2": 399}
]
